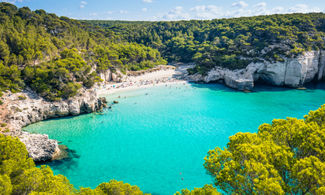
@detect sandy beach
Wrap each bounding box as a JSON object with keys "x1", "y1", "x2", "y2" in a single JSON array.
[{"x1": 97, "y1": 65, "x2": 192, "y2": 96}]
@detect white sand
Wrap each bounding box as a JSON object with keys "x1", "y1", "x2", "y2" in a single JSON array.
[{"x1": 97, "y1": 66, "x2": 189, "y2": 96}]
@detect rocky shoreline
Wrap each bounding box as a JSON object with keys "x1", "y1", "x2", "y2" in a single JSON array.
[
  {"x1": 187, "y1": 50, "x2": 325, "y2": 90},
  {"x1": 0, "y1": 65, "x2": 178, "y2": 162},
  {"x1": 0, "y1": 87, "x2": 107, "y2": 162},
  {"x1": 2, "y1": 51, "x2": 325, "y2": 162}
]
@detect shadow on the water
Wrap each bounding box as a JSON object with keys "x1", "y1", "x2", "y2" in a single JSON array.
[
  {"x1": 24, "y1": 109, "x2": 111, "y2": 129},
  {"x1": 36, "y1": 156, "x2": 79, "y2": 170},
  {"x1": 27, "y1": 115, "x2": 88, "y2": 126},
  {"x1": 36, "y1": 147, "x2": 80, "y2": 170},
  {"x1": 304, "y1": 81, "x2": 325, "y2": 90},
  {"x1": 187, "y1": 81, "x2": 325, "y2": 93},
  {"x1": 149, "y1": 192, "x2": 161, "y2": 195},
  {"x1": 186, "y1": 82, "x2": 282, "y2": 93},
  {"x1": 43, "y1": 158, "x2": 78, "y2": 169}
]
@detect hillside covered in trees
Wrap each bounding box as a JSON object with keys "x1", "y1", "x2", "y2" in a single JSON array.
[
  {"x1": 87, "y1": 13, "x2": 325, "y2": 74},
  {"x1": 0, "y1": 2, "x2": 166, "y2": 101},
  {"x1": 1, "y1": 1, "x2": 325, "y2": 100},
  {"x1": 1, "y1": 3, "x2": 325, "y2": 193}
]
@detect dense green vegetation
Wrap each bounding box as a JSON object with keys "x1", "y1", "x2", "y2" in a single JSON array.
[
  {"x1": 174, "y1": 184, "x2": 220, "y2": 195},
  {"x1": 88, "y1": 13, "x2": 325, "y2": 73},
  {"x1": 1, "y1": 2, "x2": 325, "y2": 99},
  {"x1": 1, "y1": 2, "x2": 325, "y2": 193},
  {"x1": 0, "y1": 134, "x2": 74, "y2": 194},
  {"x1": 0, "y1": 2, "x2": 166, "y2": 100},
  {"x1": 204, "y1": 105, "x2": 325, "y2": 194}
]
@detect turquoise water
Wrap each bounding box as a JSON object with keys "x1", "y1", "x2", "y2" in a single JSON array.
[{"x1": 24, "y1": 82, "x2": 325, "y2": 194}]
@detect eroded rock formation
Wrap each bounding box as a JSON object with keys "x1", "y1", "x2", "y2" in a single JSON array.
[
  {"x1": 19, "y1": 132, "x2": 60, "y2": 162},
  {"x1": 187, "y1": 50, "x2": 325, "y2": 90},
  {"x1": 1, "y1": 88, "x2": 107, "y2": 162}
]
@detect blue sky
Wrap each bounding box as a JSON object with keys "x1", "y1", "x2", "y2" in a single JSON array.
[{"x1": 3, "y1": 0, "x2": 325, "y2": 21}]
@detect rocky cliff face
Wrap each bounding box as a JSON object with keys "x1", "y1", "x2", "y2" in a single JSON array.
[
  {"x1": 99, "y1": 69, "x2": 128, "y2": 83},
  {"x1": 1, "y1": 87, "x2": 107, "y2": 162},
  {"x1": 19, "y1": 132, "x2": 61, "y2": 162},
  {"x1": 1, "y1": 65, "x2": 174, "y2": 162},
  {"x1": 4, "y1": 88, "x2": 107, "y2": 132},
  {"x1": 188, "y1": 50, "x2": 325, "y2": 90}
]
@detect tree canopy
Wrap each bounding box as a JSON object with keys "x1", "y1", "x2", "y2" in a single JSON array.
[
  {"x1": 204, "y1": 105, "x2": 325, "y2": 194},
  {"x1": 0, "y1": 134, "x2": 75, "y2": 194},
  {"x1": 1, "y1": 2, "x2": 325, "y2": 99},
  {"x1": 1, "y1": 2, "x2": 325, "y2": 194},
  {"x1": 174, "y1": 184, "x2": 220, "y2": 195},
  {"x1": 0, "y1": 2, "x2": 166, "y2": 101},
  {"x1": 87, "y1": 13, "x2": 325, "y2": 73}
]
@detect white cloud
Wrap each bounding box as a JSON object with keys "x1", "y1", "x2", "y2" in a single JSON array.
[
  {"x1": 232, "y1": 1, "x2": 248, "y2": 8},
  {"x1": 288, "y1": 4, "x2": 321, "y2": 13},
  {"x1": 89, "y1": 12, "x2": 98, "y2": 16},
  {"x1": 78, "y1": 11, "x2": 113, "y2": 20},
  {"x1": 120, "y1": 10, "x2": 128, "y2": 14},
  {"x1": 252, "y1": 2, "x2": 267, "y2": 15},
  {"x1": 190, "y1": 5, "x2": 222, "y2": 19},
  {"x1": 153, "y1": 1, "x2": 324, "y2": 21},
  {"x1": 85, "y1": 13, "x2": 112, "y2": 20},
  {"x1": 80, "y1": 1, "x2": 87, "y2": 9},
  {"x1": 142, "y1": 8, "x2": 148, "y2": 12},
  {"x1": 1, "y1": 0, "x2": 23, "y2": 3},
  {"x1": 161, "y1": 6, "x2": 190, "y2": 20},
  {"x1": 255, "y1": 2, "x2": 266, "y2": 8},
  {"x1": 271, "y1": 6, "x2": 285, "y2": 13},
  {"x1": 143, "y1": 0, "x2": 152, "y2": 3}
]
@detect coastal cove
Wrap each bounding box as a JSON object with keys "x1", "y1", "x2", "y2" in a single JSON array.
[
  {"x1": 1, "y1": 2, "x2": 325, "y2": 193},
  {"x1": 24, "y1": 82, "x2": 325, "y2": 195}
]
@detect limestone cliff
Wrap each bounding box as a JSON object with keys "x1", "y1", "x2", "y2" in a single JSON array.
[
  {"x1": 187, "y1": 50, "x2": 325, "y2": 90},
  {"x1": 1, "y1": 87, "x2": 107, "y2": 162},
  {"x1": 0, "y1": 65, "x2": 175, "y2": 162}
]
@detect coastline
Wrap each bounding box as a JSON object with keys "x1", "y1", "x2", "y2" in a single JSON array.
[
  {"x1": 0, "y1": 65, "x2": 190, "y2": 132},
  {"x1": 98, "y1": 80, "x2": 189, "y2": 96},
  {"x1": 0, "y1": 87, "x2": 107, "y2": 162},
  {"x1": 96, "y1": 64, "x2": 192, "y2": 97},
  {"x1": 2, "y1": 60, "x2": 325, "y2": 162},
  {"x1": 0, "y1": 64, "x2": 191, "y2": 162}
]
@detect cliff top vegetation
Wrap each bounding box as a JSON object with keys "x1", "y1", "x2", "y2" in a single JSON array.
[{"x1": 87, "y1": 13, "x2": 325, "y2": 73}]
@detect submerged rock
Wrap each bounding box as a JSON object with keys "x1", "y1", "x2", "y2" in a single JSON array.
[
  {"x1": 97, "y1": 97, "x2": 108, "y2": 111},
  {"x1": 52, "y1": 145, "x2": 70, "y2": 161}
]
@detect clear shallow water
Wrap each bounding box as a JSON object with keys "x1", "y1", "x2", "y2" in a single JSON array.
[{"x1": 24, "y1": 82, "x2": 325, "y2": 194}]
